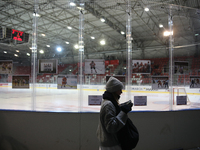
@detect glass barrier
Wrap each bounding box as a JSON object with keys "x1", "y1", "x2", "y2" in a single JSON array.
[{"x1": 0, "y1": 0, "x2": 199, "y2": 112}]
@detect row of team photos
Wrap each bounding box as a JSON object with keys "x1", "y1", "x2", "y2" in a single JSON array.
[{"x1": 0, "y1": 59, "x2": 199, "y2": 89}]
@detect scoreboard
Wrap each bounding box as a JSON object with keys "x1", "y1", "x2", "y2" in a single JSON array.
[
  {"x1": 0, "y1": 27, "x2": 29, "y2": 43},
  {"x1": 6, "y1": 28, "x2": 29, "y2": 43}
]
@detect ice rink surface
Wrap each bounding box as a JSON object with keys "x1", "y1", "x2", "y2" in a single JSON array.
[{"x1": 0, "y1": 84, "x2": 200, "y2": 112}]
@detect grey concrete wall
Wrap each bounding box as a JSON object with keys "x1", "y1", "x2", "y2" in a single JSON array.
[{"x1": 0, "y1": 110, "x2": 199, "y2": 150}]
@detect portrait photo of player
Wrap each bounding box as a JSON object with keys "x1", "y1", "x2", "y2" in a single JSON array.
[
  {"x1": 84, "y1": 59, "x2": 105, "y2": 74},
  {"x1": 57, "y1": 75, "x2": 77, "y2": 89}
]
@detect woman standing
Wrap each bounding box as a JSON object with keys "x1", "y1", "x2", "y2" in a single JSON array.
[{"x1": 97, "y1": 77, "x2": 133, "y2": 150}]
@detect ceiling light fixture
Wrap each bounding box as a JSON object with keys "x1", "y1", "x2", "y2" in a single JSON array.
[
  {"x1": 39, "y1": 50, "x2": 44, "y2": 54},
  {"x1": 121, "y1": 31, "x2": 125, "y2": 35},
  {"x1": 27, "y1": 53, "x2": 30, "y2": 56},
  {"x1": 67, "y1": 26, "x2": 72, "y2": 30},
  {"x1": 46, "y1": 45, "x2": 50, "y2": 47},
  {"x1": 66, "y1": 41, "x2": 69, "y2": 44},
  {"x1": 57, "y1": 47, "x2": 62, "y2": 52},
  {"x1": 4, "y1": 51, "x2": 7, "y2": 53},
  {"x1": 14, "y1": 54, "x2": 18, "y2": 57},
  {"x1": 16, "y1": 50, "x2": 19, "y2": 52},
  {"x1": 33, "y1": 13, "x2": 40, "y2": 17},
  {"x1": 159, "y1": 24, "x2": 163, "y2": 28},
  {"x1": 144, "y1": 7, "x2": 149, "y2": 11},
  {"x1": 100, "y1": 40, "x2": 106, "y2": 45},
  {"x1": 41, "y1": 34, "x2": 46, "y2": 36},
  {"x1": 70, "y1": 2, "x2": 76, "y2": 6},
  {"x1": 74, "y1": 44, "x2": 79, "y2": 49},
  {"x1": 100, "y1": 18, "x2": 105, "y2": 22},
  {"x1": 163, "y1": 31, "x2": 173, "y2": 36},
  {"x1": 91, "y1": 36, "x2": 95, "y2": 39}
]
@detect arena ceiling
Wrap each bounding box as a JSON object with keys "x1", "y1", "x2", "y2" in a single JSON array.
[{"x1": 0, "y1": 0, "x2": 200, "y2": 65}]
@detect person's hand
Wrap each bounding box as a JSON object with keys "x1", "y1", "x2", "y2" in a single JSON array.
[{"x1": 120, "y1": 100, "x2": 133, "y2": 114}]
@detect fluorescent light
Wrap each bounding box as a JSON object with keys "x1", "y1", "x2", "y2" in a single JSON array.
[
  {"x1": 14, "y1": 54, "x2": 18, "y2": 57},
  {"x1": 27, "y1": 53, "x2": 30, "y2": 56},
  {"x1": 67, "y1": 26, "x2": 72, "y2": 30},
  {"x1": 121, "y1": 31, "x2": 125, "y2": 35},
  {"x1": 74, "y1": 44, "x2": 79, "y2": 49},
  {"x1": 41, "y1": 34, "x2": 46, "y2": 36},
  {"x1": 70, "y1": 2, "x2": 76, "y2": 6},
  {"x1": 57, "y1": 47, "x2": 62, "y2": 52},
  {"x1": 16, "y1": 50, "x2": 19, "y2": 52},
  {"x1": 195, "y1": 33, "x2": 199, "y2": 36},
  {"x1": 39, "y1": 50, "x2": 44, "y2": 54},
  {"x1": 164, "y1": 31, "x2": 173, "y2": 36},
  {"x1": 4, "y1": 51, "x2": 7, "y2": 53},
  {"x1": 144, "y1": 7, "x2": 149, "y2": 11},
  {"x1": 100, "y1": 18, "x2": 105, "y2": 22},
  {"x1": 91, "y1": 36, "x2": 95, "y2": 39},
  {"x1": 100, "y1": 40, "x2": 106, "y2": 45},
  {"x1": 159, "y1": 24, "x2": 163, "y2": 28},
  {"x1": 66, "y1": 41, "x2": 69, "y2": 44},
  {"x1": 46, "y1": 45, "x2": 50, "y2": 47}
]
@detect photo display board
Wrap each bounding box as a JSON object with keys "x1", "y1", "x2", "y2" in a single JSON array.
[
  {"x1": 38, "y1": 59, "x2": 57, "y2": 74},
  {"x1": 174, "y1": 61, "x2": 188, "y2": 74},
  {"x1": 190, "y1": 76, "x2": 200, "y2": 88},
  {"x1": 152, "y1": 76, "x2": 169, "y2": 90},
  {"x1": 132, "y1": 60, "x2": 151, "y2": 74},
  {"x1": 84, "y1": 59, "x2": 105, "y2": 74},
  {"x1": 12, "y1": 75, "x2": 29, "y2": 89},
  {"x1": 0, "y1": 60, "x2": 13, "y2": 74},
  {"x1": 57, "y1": 75, "x2": 77, "y2": 89}
]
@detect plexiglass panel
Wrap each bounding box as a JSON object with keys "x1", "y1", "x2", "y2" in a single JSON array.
[{"x1": 0, "y1": 0, "x2": 199, "y2": 112}]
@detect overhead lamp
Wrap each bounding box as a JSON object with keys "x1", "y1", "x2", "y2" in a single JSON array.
[
  {"x1": 67, "y1": 26, "x2": 72, "y2": 30},
  {"x1": 91, "y1": 36, "x2": 95, "y2": 39},
  {"x1": 70, "y1": 2, "x2": 76, "y2": 6},
  {"x1": 159, "y1": 24, "x2": 163, "y2": 28},
  {"x1": 100, "y1": 18, "x2": 105, "y2": 22},
  {"x1": 57, "y1": 47, "x2": 62, "y2": 52},
  {"x1": 46, "y1": 45, "x2": 50, "y2": 47},
  {"x1": 163, "y1": 31, "x2": 173, "y2": 36},
  {"x1": 4, "y1": 51, "x2": 7, "y2": 53},
  {"x1": 195, "y1": 33, "x2": 199, "y2": 36},
  {"x1": 100, "y1": 40, "x2": 106, "y2": 45},
  {"x1": 74, "y1": 44, "x2": 79, "y2": 49},
  {"x1": 14, "y1": 54, "x2": 18, "y2": 57},
  {"x1": 33, "y1": 13, "x2": 40, "y2": 17},
  {"x1": 144, "y1": 7, "x2": 149, "y2": 11},
  {"x1": 27, "y1": 53, "x2": 30, "y2": 56},
  {"x1": 39, "y1": 50, "x2": 44, "y2": 54},
  {"x1": 66, "y1": 41, "x2": 69, "y2": 44},
  {"x1": 41, "y1": 34, "x2": 46, "y2": 36},
  {"x1": 16, "y1": 50, "x2": 19, "y2": 52},
  {"x1": 121, "y1": 31, "x2": 125, "y2": 35}
]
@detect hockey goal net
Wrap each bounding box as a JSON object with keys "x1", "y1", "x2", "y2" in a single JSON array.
[{"x1": 173, "y1": 87, "x2": 190, "y2": 105}]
